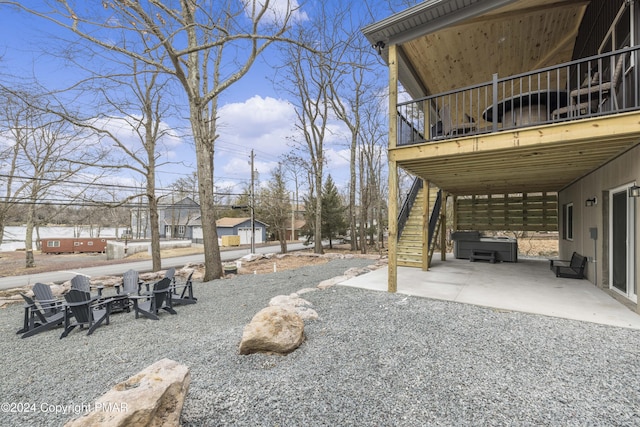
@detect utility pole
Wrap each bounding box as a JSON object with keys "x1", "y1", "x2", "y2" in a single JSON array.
[{"x1": 250, "y1": 149, "x2": 256, "y2": 254}]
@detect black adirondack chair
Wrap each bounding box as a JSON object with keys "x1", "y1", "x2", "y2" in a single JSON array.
[
  {"x1": 130, "y1": 277, "x2": 177, "y2": 320},
  {"x1": 17, "y1": 293, "x2": 65, "y2": 338},
  {"x1": 70, "y1": 274, "x2": 104, "y2": 298},
  {"x1": 32, "y1": 283, "x2": 65, "y2": 316},
  {"x1": 171, "y1": 271, "x2": 197, "y2": 305},
  {"x1": 165, "y1": 267, "x2": 176, "y2": 283},
  {"x1": 60, "y1": 289, "x2": 112, "y2": 338},
  {"x1": 111, "y1": 269, "x2": 143, "y2": 313},
  {"x1": 116, "y1": 269, "x2": 143, "y2": 295}
]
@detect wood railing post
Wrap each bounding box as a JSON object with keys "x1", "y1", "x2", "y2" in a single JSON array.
[{"x1": 492, "y1": 73, "x2": 498, "y2": 133}]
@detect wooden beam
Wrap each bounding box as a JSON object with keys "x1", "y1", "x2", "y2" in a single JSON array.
[{"x1": 388, "y1": 43, "x2": 399, "y2": 293}]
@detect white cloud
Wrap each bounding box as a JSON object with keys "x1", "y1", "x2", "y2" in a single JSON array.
[
  {"x1": 217, "y1": 95, "x2": 296, "y2": 162},
  {"x1": 214, "y1": 94, "x2": 359, "y2": 194},
  {"x1": 242, "y1": 0, "x2": 309, "y2": 25}
]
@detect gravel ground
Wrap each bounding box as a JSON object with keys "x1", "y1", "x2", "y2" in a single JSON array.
[{"x1": 1, "y1": 257, "x2": 640, "y2": 426}]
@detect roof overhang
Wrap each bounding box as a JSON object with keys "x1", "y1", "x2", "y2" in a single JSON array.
[{"x1": 364, "y1": 0, "x2": 590, "y2": 98}]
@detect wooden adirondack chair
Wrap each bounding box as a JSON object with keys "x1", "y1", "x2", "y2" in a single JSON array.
[
  {"x1": 165, "y1": 267, "x2": 176, "y2": 283},
  {"x1": 60, "y1": 290, "x2": 112, "y2": 338},
  {"x1": 111, "y1": 269, "x2": 143, "y2": 313},
  {"x1": 171, "y1": 271, "x2": 197, "y2": 306},
  {"x1": 130, "y1": 277, "x2": 177, "y2": 320},
  {"x1": 18, "y1": 293, "x2": 65, "y2": 338},
  {"x1": 70, "y1": 274, "x2": 104, "y2": 298},
  {"x1": 32, "y1": 283, "x2": 65, "y2": 317}
]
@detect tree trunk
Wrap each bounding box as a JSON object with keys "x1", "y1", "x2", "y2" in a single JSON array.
[
  {"x1": 191, "y1": 107, "x2": 223, "y2": 281},
  {"x1": 148, "y1": 193, "x2": 162, "y2": 272},
  {"x1": 359, "y1": 153, "x2": 367, "y2": 254},
  {"x1": 279, "y1": 229, "x2": 287, "y2": 254},
  {"x1": 349, "y1": 134, "x2": 357, "y2": 251},
  {"x1": 314, "y1": 174, "x2": 324, "y2": 254},
  {"x1": 25, "y1": 205, "x2": 36, "y2": 268}
]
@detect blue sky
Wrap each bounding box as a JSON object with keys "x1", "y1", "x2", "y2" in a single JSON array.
[{"x1": 0, "y1": 1, "x2": 395, "y2": 201}]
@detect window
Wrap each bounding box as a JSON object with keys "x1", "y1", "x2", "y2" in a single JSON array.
[
  {"x1": 47, "y1": 241, "x2": 60, "y2": 248},
  {"x1": 563, "y1": 203, "x2": 574, "y2": 241},
  {"x1": 178, "y1": 225, "x2": 186, "y2": 236},
  {"x1": 599, "y1": 1, "x2": 632, "y2": 53},
  {"x1": 87, "y1": 241, "x2": 93, "y2": 246},
  {"x1": 74, "y1": 242, "x2": 81, "y2": 246}
]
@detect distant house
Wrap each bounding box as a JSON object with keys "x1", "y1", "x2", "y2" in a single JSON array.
[
  {"x1": 215, "y1": 217, "x2": 268, "y2": 245},
  {"x1": 284, "y1": 218, "x2": 306, "y2": 241},
  {"x1": 158, "y1": 197, "x2": 201, "y2": 239}
]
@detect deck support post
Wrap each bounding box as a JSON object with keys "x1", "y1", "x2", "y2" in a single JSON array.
[
  {"x1": 388, "y1": 43, "x2": 399, "y2": 293},
  {"x1": 441, "y1": 192, "x2": 447, "y2": 261}
]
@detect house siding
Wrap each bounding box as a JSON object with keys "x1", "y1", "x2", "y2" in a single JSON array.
[{"x1": 558, "y1": 144, "x2": 640, "y2": 309}]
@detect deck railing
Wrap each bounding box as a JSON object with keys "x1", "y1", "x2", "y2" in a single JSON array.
[{"x1": 397, "y1": 45, "x2": 640, "y2": 146}]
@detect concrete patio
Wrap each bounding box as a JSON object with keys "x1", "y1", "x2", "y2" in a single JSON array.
[{"x1": 340, "y1": 255, "x2": 640, "y2": 330}]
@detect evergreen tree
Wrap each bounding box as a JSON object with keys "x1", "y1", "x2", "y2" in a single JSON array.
[{"x1": 321, "y1": 175, "x2": 347, "y2": 249}]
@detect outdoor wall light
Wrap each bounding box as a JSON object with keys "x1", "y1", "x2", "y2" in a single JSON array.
[
  {"x1": 373, "y1": 41, "x2": 385, "y2": 55},
  {"x1": 585, "y1": 197, "x2": 597, "y2": 207},
  {"x1": 630, "y1": 185, "x2": 640, "y2": 198}
]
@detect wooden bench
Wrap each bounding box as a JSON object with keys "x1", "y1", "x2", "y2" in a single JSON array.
[
  {"x1": 550, "y1": 252, "x2": 587, "y2": 279},
  {"x1": 470, "y1": 249, "x2": 497, "y2": 263}
]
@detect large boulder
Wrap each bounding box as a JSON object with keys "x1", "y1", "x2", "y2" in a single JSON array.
[
  {"x1": 65, "y1": 358, "x2": 190, "y2": 427},
  {"x1": 269, "y1": 293, "x2": 318, "y2": 321},
  {"x1": 239, "y1": 306, "x2": 304, "y2": 355}
]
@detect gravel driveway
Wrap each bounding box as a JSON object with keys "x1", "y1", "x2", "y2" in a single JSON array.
[{"x1": 1, "y1": 257, "x2": 639, "y2": 426}]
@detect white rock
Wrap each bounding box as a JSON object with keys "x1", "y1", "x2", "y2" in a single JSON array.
[
  {"x1": 65, "y1": 358, "x2": 190, "y2": 427},
  {"x1": 239, "y1": 306, "x2": 304, "y2": 355}
]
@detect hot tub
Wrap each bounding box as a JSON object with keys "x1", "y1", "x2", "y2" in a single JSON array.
[{"x1": 451, "y1": 232, "x2": 518, "y2": 262}]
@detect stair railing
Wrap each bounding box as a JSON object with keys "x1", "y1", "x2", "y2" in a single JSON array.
[
  {"x1": 428, "y1": 190, "x2": 443, "y2": 249},
  {"x1": 397, "y1": 178, "x2": 423, "y2": 239}
]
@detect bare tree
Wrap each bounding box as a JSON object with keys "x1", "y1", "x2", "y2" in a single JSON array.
[
  {"x1": 0, "y1": 89, "x2": 30, "y2": 247},
  {"x1": 325, "y1": 11, "x2": 378, "y2": 252},
  {"x1": 171, "y1": 172, "x2": 199, "y2": 203},
  {"x1": 67, "y1": 60, "x2": 177, "y2": 271},
  {"x1": 2, "y1": 93, "x2": 105, "y2": 267},
  {"x1": 258, "y1": 164, "x2": 290, "y2": 253},
  {"x1": 360, "y1": 94, "x2": 388, "y2": 252},
  {"x1": 5, "y1": 0, "x2": 307, "y2": 280},
  {"x1": 277, "y1": 5, "x2": 344, "y2": 254}
]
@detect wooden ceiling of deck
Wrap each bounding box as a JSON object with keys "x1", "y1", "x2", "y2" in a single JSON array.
[
  {"x1": 401, "y1": 0, "x2": 590, "y2": 95},
  {"x1": 391, "y1": 112, "x2": 640, "y2": 196}
]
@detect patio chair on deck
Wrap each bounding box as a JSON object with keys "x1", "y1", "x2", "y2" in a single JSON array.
[
  {"x1": 552, "y1": 50, "x2": 629, "y2": 118},
  {"x1": 130, "y1": 277, "x2": 177, "y2": 320},
  {"x1": 17, "y1": 293, "x2": 65, "y2": 338},
  {"x1": 60, "y1": 289, "x2": 112, "y2": 338},
  {"x1": 171, "y1": 271, "x2": 197, "y2": 306},
  {"x1": 440, "y1": 104, "x2": 476, "y2": 136}
]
